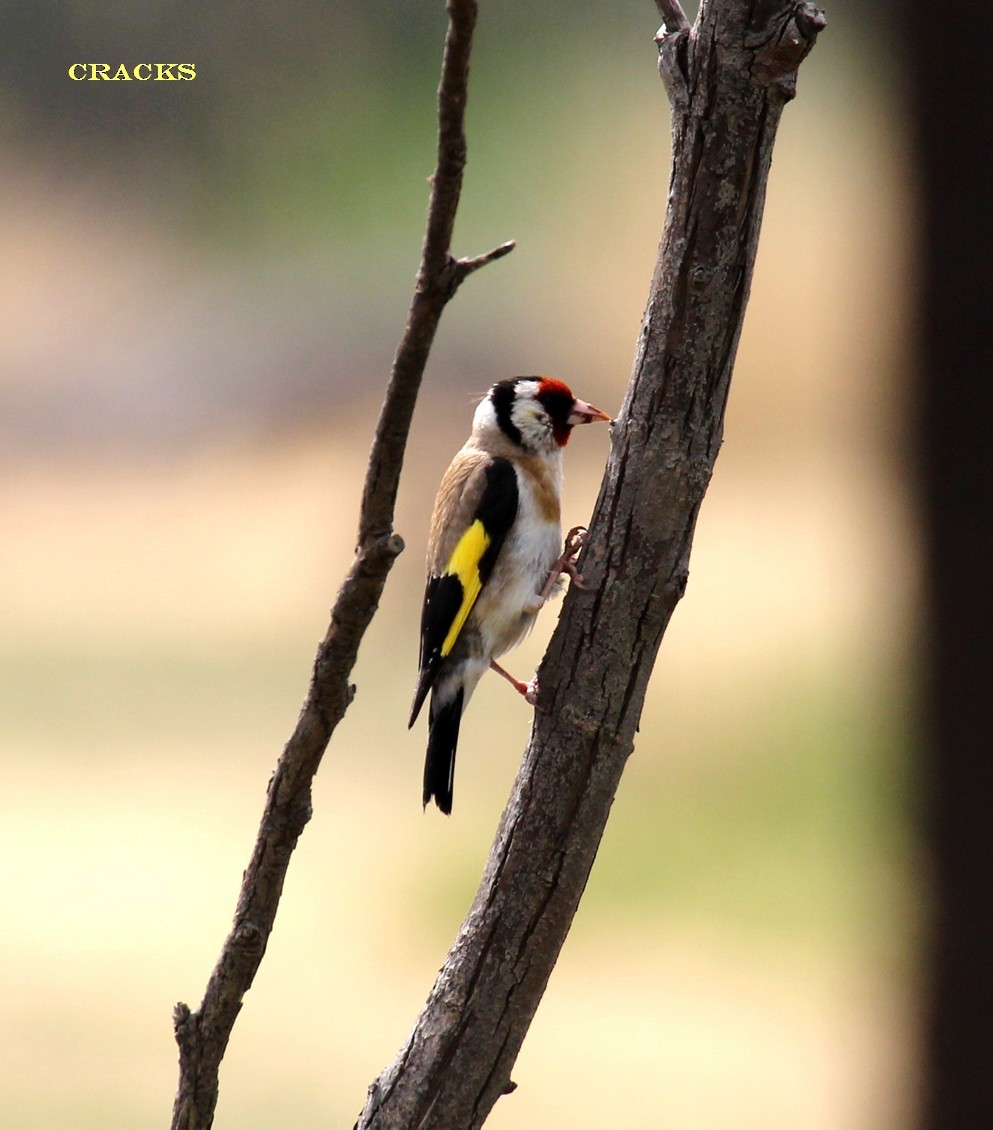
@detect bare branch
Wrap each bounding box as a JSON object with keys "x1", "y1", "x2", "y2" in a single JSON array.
[
  {"x1": 358, "y1": 0, "x2": 510, "y2": 550},
  {"x1": 456, "y1": 238, "x2": 517, "y2": 280},
  {"x1": 168, "y1": 2, "x2": 513, "y2": 1127},
  {"x1": 356, "y1": 0, "x2": 825, "y2": 1125},
  {"x1": 654, "y1": 0, "x2": 690, "y2": 34}
]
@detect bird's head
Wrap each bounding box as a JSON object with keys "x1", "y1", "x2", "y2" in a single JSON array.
[{"x1": 477, "y1": 376, "x2": 611, "y2": 453}]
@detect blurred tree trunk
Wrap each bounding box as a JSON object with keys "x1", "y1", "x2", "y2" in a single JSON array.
[
  {"x1": 356, "y1": 1, "x2": 825, "y2": 1126},
  {"x1": 912, "y1": 6, "x2": 993, "y2": 1127}
]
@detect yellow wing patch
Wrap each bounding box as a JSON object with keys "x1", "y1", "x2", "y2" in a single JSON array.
[{"x1": 441, "y1": 519, "x2": 490, "y2": 656}]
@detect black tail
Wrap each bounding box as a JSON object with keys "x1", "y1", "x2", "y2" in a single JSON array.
[{"x1": 423, "y1": 688, "x2": 464, "y2": 815}]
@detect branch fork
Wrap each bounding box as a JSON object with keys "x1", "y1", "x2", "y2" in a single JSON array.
[
  {"x1": 440, "y1": 239, "x2": 517, "y2": 299},
  {"x1": 747, "y1": 1, "x2": 827, "y2": 94}
]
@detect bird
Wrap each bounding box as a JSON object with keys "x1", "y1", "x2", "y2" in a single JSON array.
[{"x1": 409, "y1": 376, "x2": 611, "y2": 814}]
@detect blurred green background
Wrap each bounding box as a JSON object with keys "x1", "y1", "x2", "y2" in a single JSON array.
[{"x1": 0, "y1": 2, "x2": 917, "y2": 1127}]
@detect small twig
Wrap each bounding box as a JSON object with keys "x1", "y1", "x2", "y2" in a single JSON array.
[
  {"x1": 456, "y1": 238, "x2": 517, "y2": 280},
  {"x1": 168, "y1": 2, "x2": 513, "y2": 1127},
  {"x1": 359, "y1": 0, "x2": 515, "y2": 550},
  {"x1": 654, "y1": 0, "x2": 690, "y2": 33}
]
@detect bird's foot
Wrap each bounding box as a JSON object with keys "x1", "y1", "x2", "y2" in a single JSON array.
[{"x1": 537, "y1": 525, "x2": 593, "y2": 602}]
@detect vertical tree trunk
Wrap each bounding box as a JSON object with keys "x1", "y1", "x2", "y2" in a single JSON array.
[{"x1": 356, "y1": 2, "x2": 825, "y2": 1126}]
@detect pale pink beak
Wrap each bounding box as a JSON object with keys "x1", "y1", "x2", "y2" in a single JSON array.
[{"x1": 567, "y1": 399, "x2": 612, "y2": 426}]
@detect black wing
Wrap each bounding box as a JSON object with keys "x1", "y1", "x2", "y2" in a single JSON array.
[{"x1": 408, "y1": 457, "x2": 518, "y2": 726}]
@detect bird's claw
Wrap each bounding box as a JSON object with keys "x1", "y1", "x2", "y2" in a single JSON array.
[
  {"x1": 538, "y1": 525, "x2": 594, "y2": 600},
  {"x1": 558, "y1": 558, "x2": 591, "y2": 591},
  {"x1": 563, "y1": 525, "x2": 588, "y2": 559}
]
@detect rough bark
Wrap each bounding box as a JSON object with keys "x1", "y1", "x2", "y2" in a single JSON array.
[
  {"x1": 169, "y1": 4, "x2": 512, "y2": 1127},
  {"x1": 356, "y1": 1, "x2": 825, "y2": 1126}
]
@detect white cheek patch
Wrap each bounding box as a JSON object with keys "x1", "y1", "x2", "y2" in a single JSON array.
[{"x1": 510, "y1": 400, "x2": 551, "y2": 449}]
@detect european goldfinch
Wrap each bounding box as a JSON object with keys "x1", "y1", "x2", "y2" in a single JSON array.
[{"x1": 409, "y1": 376, "x2": 610, "y2": 814}]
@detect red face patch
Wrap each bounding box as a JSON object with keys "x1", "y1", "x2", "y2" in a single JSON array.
[{"x1": 535, "y1": 378, "x2": 577, "y2": 446}]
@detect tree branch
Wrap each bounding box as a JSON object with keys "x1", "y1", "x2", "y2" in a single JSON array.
[
  {"x1": 355, "y1": 1, "x2": 825, "y2": 1126},
  {"x1": 168, "y1": 3, "x2": 512, "y2": 1127},
  {"x1": 358, "y1": 0, "x2": 508, "y2": 549},
  {"x1": 654, "y1": 0, "x2": 690, "y2": 34}
]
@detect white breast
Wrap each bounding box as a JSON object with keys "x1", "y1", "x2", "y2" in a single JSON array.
[{"x1": 469, "y1": 456, "x2": 563, "y2": 660}]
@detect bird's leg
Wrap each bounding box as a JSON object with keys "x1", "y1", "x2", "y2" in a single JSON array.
[
  {"x1": 537, "y1": 524, "x2": 592, "y2": 603},
  {"x1": 490, "y1": 660, "x2": 539, "y2": 706}
]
